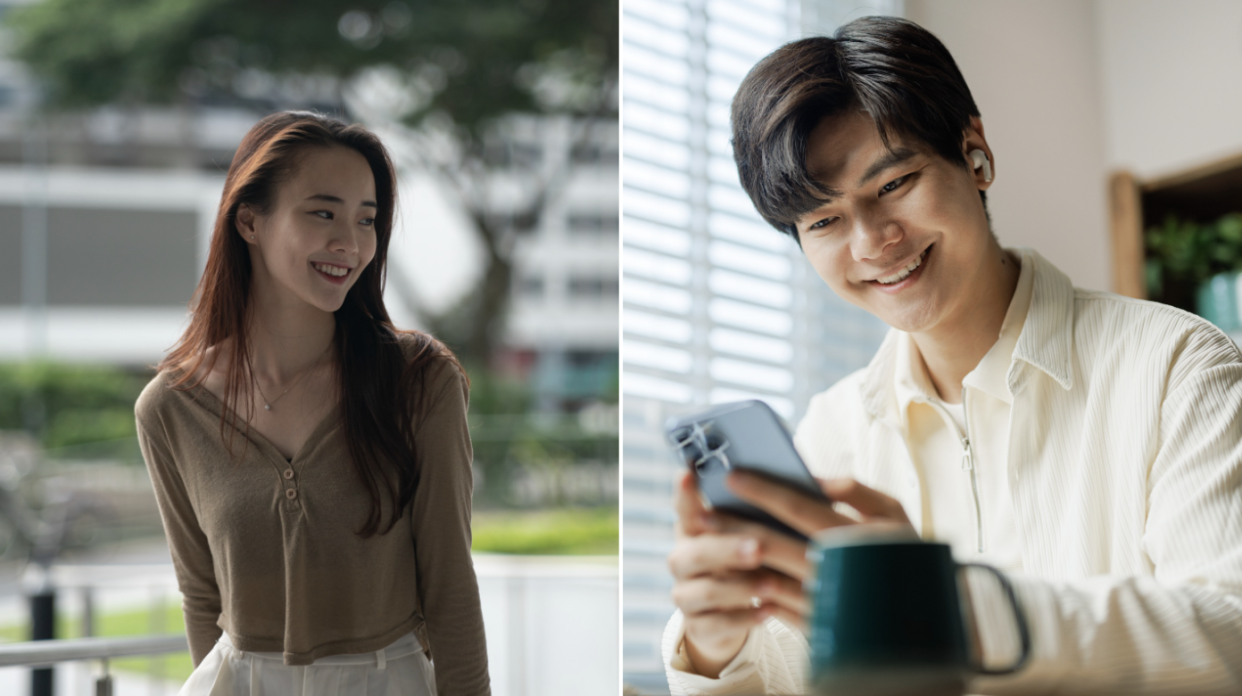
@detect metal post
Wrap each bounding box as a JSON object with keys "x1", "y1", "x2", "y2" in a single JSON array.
[
  {"x1": 82, "y1": 586, "x2": 95, "y2": 638},
  {"x1": 82, "y1": 586, "x2": 96, "y2": 696},
  {"x1": 30, "y1": 587, "x2": 55, "y2": 696},
  {"x1": 95, "y1": 658, "x2": 113, "y2": 696}
]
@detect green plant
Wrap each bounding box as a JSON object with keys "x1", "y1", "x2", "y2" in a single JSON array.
[
  {"x1": 1145, "y1": 212, "x2": 1242, "y2": 298},
  {"x1": 472, "y1": 506, "x2": 617, "y2": 554},
  {"x1": 0, "y1": 362, "x2": 147, "y2": 450}
]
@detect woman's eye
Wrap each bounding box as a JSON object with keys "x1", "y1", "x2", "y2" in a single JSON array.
[
  {"x1": 360, "y1": 218, "x2": 376, "y2": 227},
  {"x1": 313, "y1": 210, "x2": 334, "y2": 220},
  {"x1": 880, "y1": 175, "x2": 909, "y2": 195}
]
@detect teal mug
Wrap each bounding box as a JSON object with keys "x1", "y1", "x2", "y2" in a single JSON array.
[{"x1": 806, "y1": 528, "x2": 1031, "y2": 695}]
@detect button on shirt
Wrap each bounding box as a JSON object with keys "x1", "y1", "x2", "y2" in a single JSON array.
[{"x1": 136, "y1": 343, "x2": 490, "y2": 695}]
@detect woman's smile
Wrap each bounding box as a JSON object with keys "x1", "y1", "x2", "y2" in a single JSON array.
[{"x1": 311, "y1": 261, "x2": 352, "y2": 284}]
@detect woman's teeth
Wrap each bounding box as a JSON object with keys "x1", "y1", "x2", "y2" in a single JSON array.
[
  {"x1": 876, "y1": 249, "x2": 927, "y2": 285},
  {"x1": 313, "y1": 263, "x2": 349, "y2": 277}
]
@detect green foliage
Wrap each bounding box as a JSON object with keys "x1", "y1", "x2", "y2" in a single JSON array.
[
  {"x1": 462, "y1": 363, "x2": 533, "y2": 417},
  {"x1": 463, "y1": 365, "x2": 617, "y2": 507},
  {"x1": 472, "y1": 506, "x2": 617, "y2": 554},
  {"x1": 1145, "y1": 212, "x2": 1242, "y2": 297},
  {"x1": 0, "y1": 362, "x2": 147, "y2": 450},
  {"x1": 4, "y1": 0, "x2": 617, "y2": 139}
]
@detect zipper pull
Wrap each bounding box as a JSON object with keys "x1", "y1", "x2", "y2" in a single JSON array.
[{"x1": 960, "y1": 439, "x2": 973, "y2": 471}]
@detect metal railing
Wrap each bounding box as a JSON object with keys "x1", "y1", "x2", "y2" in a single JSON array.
[
  {"x1": 0, "y1": 562, "x2": 186, "y2": 696},
  {"x1": 0, "y1": 633, "x2": 187, "y2": 696},
  {"x1": 0, "y1": 633, "x2": 187, "y2": 668}
]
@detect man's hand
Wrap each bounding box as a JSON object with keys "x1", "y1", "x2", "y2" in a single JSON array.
[
  {"x1": 726, "y1": 471, "x2": 914, "y2": 537},
  {"x1": 666, "y1": 469, "x2": 914, "y2": 678}
]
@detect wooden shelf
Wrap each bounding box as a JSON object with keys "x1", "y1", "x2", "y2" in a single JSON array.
[{"x1": 1109, "y1": 150, "x2": 1242, "y2": 310}]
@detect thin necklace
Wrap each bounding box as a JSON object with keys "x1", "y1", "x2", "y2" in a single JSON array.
[{"x1": 252, "y1": 342, "x2": 332, "y2": 412}]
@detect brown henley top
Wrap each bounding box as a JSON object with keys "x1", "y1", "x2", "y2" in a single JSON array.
[{"x1": 134, "y1": 347, "x2": 489, "y2": 695}]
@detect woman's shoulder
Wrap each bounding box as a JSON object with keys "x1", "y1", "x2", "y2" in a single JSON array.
[
  {"x1": 135, "y1": 352, "x2": 221, "y2": 426},
  {"x1": 134, "y1": 369, "x2": 183, "y2": 424}
]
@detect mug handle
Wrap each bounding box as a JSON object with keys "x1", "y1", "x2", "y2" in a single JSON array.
[{"x1": 958, "y1": 562, "x2": 1032, "y2": 675}]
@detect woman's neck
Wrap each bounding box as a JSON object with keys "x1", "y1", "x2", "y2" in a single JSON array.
[{"x1": 245, "y1": 282, "x2": 336, "y2": 383}]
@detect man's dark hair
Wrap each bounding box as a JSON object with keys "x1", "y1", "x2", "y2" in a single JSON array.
[{"x1": 731, "y1": 16, "x2": 984, "y2": 240}]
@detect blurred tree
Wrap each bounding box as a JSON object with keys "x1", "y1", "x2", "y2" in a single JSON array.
[
  {"x1": 5, "y1": 0, "x2": 618, "y2": 365},
  {"x1": 0, "y1": 362, "x2": 145, "y2": 450}
]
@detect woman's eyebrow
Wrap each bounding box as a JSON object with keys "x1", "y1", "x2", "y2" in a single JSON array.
[
  {"x1": 856, "y1": 147, "x2": 916, "y2": 188},
  {"x1": 305, "y1": 194, "x2": 378, "y2": 208}
]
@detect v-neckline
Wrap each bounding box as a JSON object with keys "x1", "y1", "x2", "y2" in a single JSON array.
[{"x1": 177, "y1": 376, "x2": 342, "y2": 468}]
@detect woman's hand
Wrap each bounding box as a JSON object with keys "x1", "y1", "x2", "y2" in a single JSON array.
[{"x1": 667, "y1": 470, "x2": 914, "y2": 678}]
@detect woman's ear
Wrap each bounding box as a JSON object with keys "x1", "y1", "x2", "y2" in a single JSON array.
[{"x1": 236, "y1": 204, "x2": 259, "y2": 244}]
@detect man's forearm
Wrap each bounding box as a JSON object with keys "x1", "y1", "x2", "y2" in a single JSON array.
[{"x1": 968, "y1": 574, "x2": 1242, "y2": 695}]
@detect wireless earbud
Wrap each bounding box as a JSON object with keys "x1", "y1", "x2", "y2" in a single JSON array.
[{"x1": 970, "y1": 149, "x2": 992, "y2": 183}]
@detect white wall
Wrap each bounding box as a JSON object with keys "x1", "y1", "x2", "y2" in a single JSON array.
[
  {"x1": 1096, "y1": 0, "x2": 1242, "y2": 178},
  {"x1": 906, "y1": 0, "x2": 1112, "y2": 291}
]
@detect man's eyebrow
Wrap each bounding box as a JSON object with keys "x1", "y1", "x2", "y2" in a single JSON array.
[
  {"x1": 796, "y1": 148, "x2": 919, "y2": 230},
  {"x1": 305, "y1": 194, "x2": 378, "y2": 208},
  {"x1": 856, "y1": 147, "x2": 917, "y2": 188}
]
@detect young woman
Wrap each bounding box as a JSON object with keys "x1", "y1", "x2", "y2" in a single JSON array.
[{"x1": 134, "y1": 111, "x2": 490, "y2": 695}]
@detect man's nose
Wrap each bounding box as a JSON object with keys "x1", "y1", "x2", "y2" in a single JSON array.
[{"x1": 849, "y1": 212, "x2": 903, "y2": 262}]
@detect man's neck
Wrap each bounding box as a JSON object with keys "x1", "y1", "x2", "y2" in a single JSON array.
[{"x1": 912, "y1": 247, "x2": 1020, "y2": 404}]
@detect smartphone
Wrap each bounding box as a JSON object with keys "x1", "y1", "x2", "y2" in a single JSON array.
[{"x1": 664, "y1": 400, "x2": 830, "y2": 541}]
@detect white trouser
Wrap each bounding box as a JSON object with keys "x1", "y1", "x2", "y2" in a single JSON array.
[{"x1": 177, "y1": 631, "x2": 436, "y2": 696}]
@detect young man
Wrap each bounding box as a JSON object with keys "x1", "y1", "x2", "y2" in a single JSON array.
[{"x1": 663, "y1": 16, "x2": 1242, "y2": 695}]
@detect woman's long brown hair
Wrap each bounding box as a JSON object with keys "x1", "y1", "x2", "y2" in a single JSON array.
[{"x1": 160, "y1": 111, "x2": 465, "y2": 538}]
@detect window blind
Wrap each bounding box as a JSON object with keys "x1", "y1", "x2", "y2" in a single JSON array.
[{"x1": 621, "y1": 0, "x2": 896, "y2": 689}]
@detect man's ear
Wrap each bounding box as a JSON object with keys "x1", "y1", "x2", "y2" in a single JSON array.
[
  {"x1": 236, "y1": 203, "x2": 259, "y2": 244},
  {"x1": 962, "y1": 116, "x2": 994, "y2": 191}
]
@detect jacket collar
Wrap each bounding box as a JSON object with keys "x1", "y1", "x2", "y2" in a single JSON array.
[{"x1": 858, "y1": 248, "x2": 1077, "y2": 427}]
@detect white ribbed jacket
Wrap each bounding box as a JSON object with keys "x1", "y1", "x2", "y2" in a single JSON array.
[{"x1": 662, "y1": 250, "x2": 1242, "y2": 695}]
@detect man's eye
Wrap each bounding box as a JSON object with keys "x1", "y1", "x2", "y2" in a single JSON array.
[
  {"x1": 808, "y1": 216, "x2": 839, "y2": 231},
  {"x1": 880, "y1": 175, "x2": 909, "y2": 195}
]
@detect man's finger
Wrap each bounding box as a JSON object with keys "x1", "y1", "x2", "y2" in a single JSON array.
[
  {"x1": 667, "y1": 533, "x2": 763, "y2": 579},
  {"x1": 726, "y1": 470, "x2": 855, "y2": 535},
  {"x1": 709, "y1": 513, "x2": 815, "y2": 581},
  {"x1": 821, "y1": 478, "x2": 911, "y2": 523},
  {"x1": 752, "y1": 568, "x2": 811, "y2": 616},
  {"x1": 674, "y1": 470, "x2": 710, "y2": 537},
  {"x1": 673, "y1": 573, "x2": 763, "y2": 615},
  {"x1": 672, "y1": 569, "x2": 809, "y2": 616}
]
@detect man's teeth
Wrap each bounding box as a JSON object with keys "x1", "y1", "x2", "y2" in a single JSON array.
[
  {"x1": 876, "y1": 249, "x2": 926, "y2": 285},
  {"x1": 314, "y1": 263, "x2": 349, "y2": 277}
]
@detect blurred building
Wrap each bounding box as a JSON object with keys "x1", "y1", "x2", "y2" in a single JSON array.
[
  {"x1": 0, "y1": 0, "x2": 619, "y2": 418},
  {"x1": 0, "y1": 0, "x2": 234, "y2": 363},
  {"x1": 498, "y1": 116, "x2": 619, "y2": 412}
]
